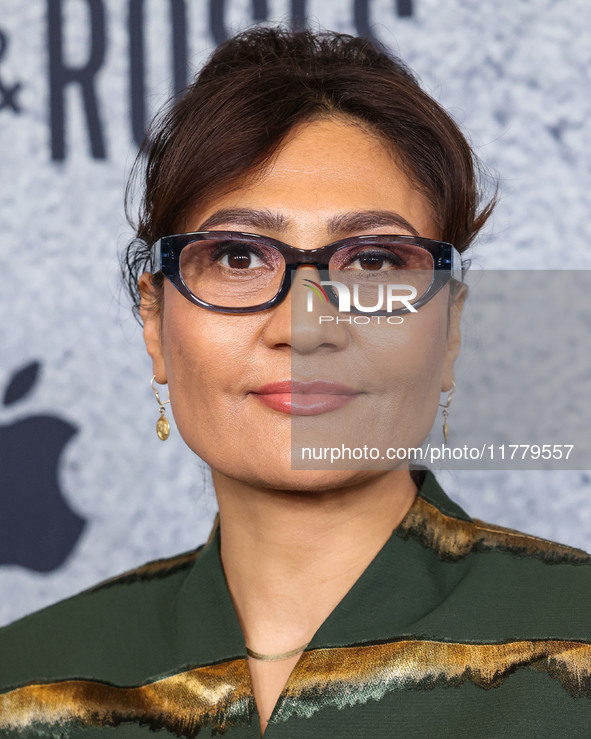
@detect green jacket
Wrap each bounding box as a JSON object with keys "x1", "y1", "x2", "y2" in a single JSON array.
[{"x1": 1, "y1": 470, "x2": 590, "y2": 737}]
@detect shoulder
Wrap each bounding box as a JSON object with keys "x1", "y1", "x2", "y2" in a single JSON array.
[
  {"x1": 0, "y1": 542, "x2": 205, "y2": 691},
  {"x1": 407, "y1": 470, "x2": 591, "y2": 567},
  {"x1": 403, "y1": 490, "x2": 591, "y2": 566},
  {"x1": 402, "y1": 484, "x2": 591, "y2": 638}
]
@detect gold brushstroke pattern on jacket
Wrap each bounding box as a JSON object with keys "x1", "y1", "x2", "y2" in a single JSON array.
[
  {"x1": 274, "y1": 638, "x2": 591, "y2": 721},
  {"x1": 397, "y1": 496, "x2": 591, "y2": 564},
  {"x1": 2, "y1": 638, "x2": 590, "y2": 735},
  {"x1": 0, "y1": 657, "x2": 254, "y2": 736}
]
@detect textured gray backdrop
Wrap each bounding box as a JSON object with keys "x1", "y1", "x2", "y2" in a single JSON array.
[{"x1": 0, "y1": 0, "x2": 590, "y2": 627}]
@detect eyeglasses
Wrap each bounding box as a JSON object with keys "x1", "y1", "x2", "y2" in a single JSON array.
[{"x1": 152, "y1": 230, "x2": 470, "y2": 315}]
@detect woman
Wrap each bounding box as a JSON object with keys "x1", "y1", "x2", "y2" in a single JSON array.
[{"x1": 1, "y1": 24, "x2": 590, "y2": 738}]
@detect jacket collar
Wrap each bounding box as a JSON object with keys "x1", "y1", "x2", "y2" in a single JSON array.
[{"x1": 175, "y1": 469, "x2": 471, "y2": 662}]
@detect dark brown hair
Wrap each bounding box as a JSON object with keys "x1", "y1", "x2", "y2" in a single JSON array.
[{"x1": 122, "y1": 24, "x2": 496, "y2": 321}]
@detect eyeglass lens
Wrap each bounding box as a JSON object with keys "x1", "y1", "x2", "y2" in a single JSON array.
[{"x1": 178, "y1": 236, "x2": 434, "y2": 309}]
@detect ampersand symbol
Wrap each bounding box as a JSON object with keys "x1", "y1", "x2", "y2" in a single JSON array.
[{"x1": 0, "y1": 29, "x2": 23, "y2": 114}]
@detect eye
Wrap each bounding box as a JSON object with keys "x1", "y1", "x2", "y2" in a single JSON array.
[
  {"x1": 214, "y1": 243, "x2": 267, "y2": 270},
  {"x1": 344, "y1": 248, "x2": 404, "y2": 271}
]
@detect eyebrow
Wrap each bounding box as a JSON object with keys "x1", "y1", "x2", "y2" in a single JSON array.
[{"x1": 197, "y1": 208, "x2": 420, "y2": 238}]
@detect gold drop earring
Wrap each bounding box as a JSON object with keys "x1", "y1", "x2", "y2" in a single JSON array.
[
  {"x1": 439, "y1": 380, "x2": 456, "y2": 444},
  {"x1": 151, "y1": 375, "x2": 171, "y2": 441}
]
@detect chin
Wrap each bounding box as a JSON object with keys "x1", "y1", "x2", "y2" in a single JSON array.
[{"x1": 237, "y1": 462, "x2": 385, "y2": 494}]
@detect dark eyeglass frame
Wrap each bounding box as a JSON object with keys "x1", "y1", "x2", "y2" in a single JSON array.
[{"x1": 152, "y1": 230, "x2": 470, "y2": 315}]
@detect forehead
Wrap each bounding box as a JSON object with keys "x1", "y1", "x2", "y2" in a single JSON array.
[{"x1": 186, "y1": 117, "x2": 438, "y2": 240}]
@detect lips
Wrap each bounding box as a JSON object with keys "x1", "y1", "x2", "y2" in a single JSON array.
[{"x1": 251, "y1": 380, "x2": 361, "y2": 415}]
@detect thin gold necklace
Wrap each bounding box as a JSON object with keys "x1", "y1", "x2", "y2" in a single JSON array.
[{"x1": 246, "y1": 641, "x2": 310, "y2": 661}]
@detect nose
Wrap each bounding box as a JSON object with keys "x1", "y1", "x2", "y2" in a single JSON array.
[{"x1": 261, "y1": 265, "x2": 349, "y2": 355}]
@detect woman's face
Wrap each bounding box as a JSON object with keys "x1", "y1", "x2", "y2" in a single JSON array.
[{"x1": 139, "y1": 117, "x2": 465, "y2": 491}]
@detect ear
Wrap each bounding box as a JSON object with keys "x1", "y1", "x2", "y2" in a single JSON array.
[
  {"x1": 138, "y1": 273, "x2": 167, "y2": 384},
  {"x1": 441, "y1": 282, "x2": 467, "y2": 392}
]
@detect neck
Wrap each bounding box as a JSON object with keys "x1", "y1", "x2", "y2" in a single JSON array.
[{"x1": 212, "y1": 469, "x2": 418, "y2": 655}]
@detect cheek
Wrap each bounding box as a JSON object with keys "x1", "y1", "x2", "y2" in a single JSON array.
[
  {"x1": 401, "y1": 302, "x2": 448, "y2": 381},
  {"x1": 401, "y1": 308, "x2": 448, "y2": 423},
  {"x1": 355, "y1": 298, "x2": 449, "y2": 439},
  {"x1": 158, "y1": 291, "x2": 258, "y2": 453},
  {"x1": 358, "y1": 299, "x2": 448, "y2": 388}
]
